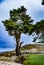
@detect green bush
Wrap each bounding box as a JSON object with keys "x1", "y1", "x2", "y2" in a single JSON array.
[{"x1": 23, "y1": 54, "x2": 44, "y2": 65}]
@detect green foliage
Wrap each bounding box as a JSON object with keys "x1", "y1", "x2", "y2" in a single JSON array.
[
  {"x1": 3, "y1": 6, "x2": 33, "y2": 36},
  {"x1": 32, "y1": 20, "x2": 44, "y2": 34},
  {"x1": 23, "y1": 54, "x2": 44, "y2": 65},
  {"x1": 32, "y1": 20, "x2": 44, "y2": 42},
  {"x1": 35, "y1": 20, "x2": 44, "y2": 30}
]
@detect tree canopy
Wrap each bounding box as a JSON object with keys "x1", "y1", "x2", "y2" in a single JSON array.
[
  {"x1": 3, "y1": 6, "x2": 33, "y2": 36},
  {"x1": 33, "y1": 20, "x2": 44, "y2": 42}
]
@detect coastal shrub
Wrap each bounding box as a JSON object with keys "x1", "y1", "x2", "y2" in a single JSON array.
[{"x1": 23, "y1": 54, "x2": 44, "y2": 65}]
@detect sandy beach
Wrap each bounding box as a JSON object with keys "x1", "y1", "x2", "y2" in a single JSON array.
[{"x1": 0, "y1": 61, "x2": 22, "y2": 65}]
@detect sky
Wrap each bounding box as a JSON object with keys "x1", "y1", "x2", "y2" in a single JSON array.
[{"x1": 0, "y1": 0, "x2": 44, "y2": 52}]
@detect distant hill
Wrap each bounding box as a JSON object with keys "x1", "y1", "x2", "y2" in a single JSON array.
[{"x1": 21, "y1": 43, "x2": 44, "y2": 51}]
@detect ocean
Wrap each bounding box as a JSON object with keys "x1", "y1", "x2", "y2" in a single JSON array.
[{"x1": 0, "y1": 48, "x2": 15, "y2": 53}]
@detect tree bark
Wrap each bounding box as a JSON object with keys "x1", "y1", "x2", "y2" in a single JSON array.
[
  {"x1": 16, "y1": 41, "x2": 23, "y2": 56},
  {"x1": 15, "y1": 32, "x2": 21, "y2": 56},
  {"x1": 16, "y1": 43, "x2": 20, "y2": 56}
]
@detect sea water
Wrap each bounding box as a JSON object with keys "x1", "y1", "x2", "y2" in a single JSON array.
[{"x1": 0, "y1": 48, "x2": 15, "y2": 53}]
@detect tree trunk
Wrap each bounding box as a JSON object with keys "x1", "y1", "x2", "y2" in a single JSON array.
[
  {"x1": 16, "y1": 41, "x2": 23, "y2": 56},
  {"x1": 16, "y1": 43, "x2": 20, "y2": 56},
  {"x1": 19, "y1": 42, "x2": 23, "y2": 55},
  {"x1": 15, "y1": 31, "x2": 23, "y2": 56},
  {"x1": 15, "y1": 34, "x2": 21, "y2": 56}
]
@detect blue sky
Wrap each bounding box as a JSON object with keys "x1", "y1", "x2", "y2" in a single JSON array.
[
  {"x1": 0, "y1": 0, "x2": 44, "y2": 51},
  {"x1": 0, "y1": 0, "x2": 4, "y2": 3}
]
